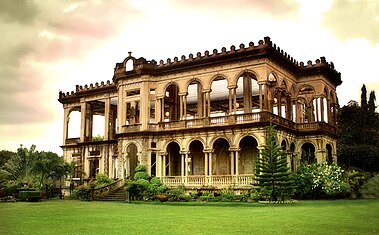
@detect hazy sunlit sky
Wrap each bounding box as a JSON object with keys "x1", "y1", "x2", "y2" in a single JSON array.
[{"x1": 1, "y1": 0, "x2": 379, "y2": 154}]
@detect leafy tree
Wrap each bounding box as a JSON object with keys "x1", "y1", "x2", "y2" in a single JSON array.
[
  {"x1": 32, "y1": 151, "x2": 63, "y2": 198},
  {"x1": 1, "y1": 145, "x2": 38, "y2": 184},
  {"x1": 254, "y1": 124, "x2": 294, "y2": 201},
  {"x1": 0, "y1": 150, "x2": 16, "y2": 167}
]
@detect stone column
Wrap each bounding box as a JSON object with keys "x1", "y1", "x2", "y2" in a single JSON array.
[
  {"x1": 207, "y1": 91, "x2": 211, "y2": 117},
  {"x1": 326, "y1": 99, "x2": 331, "y2": 123},
  {"x1": 179, "y1": 95, "x2": 184, "y2": 120},
  {"x1": 235, "y1": 150, "x2": 239, "y2": 176},
  {"x1": 80, "y1": 101, "x2": 86, "y2": 142},
  {"x1": 104, "y1": 97, "x2": 110, "y2": 140},
  {"x1": 228, "y1": 88, "x2": 233, "y2": 114},
  {"x1": 63, "y1": 107, "x2": 70, "y2": 145},
  {"x1": 230, "y1": 151, "x2": 234, "y2": 175},
  {"x1": 315, "y1": 97, "x2": 319, "y2": 122},
  {"x1": 233, "y1": 88, "x2": 237, "y2": 113},
  {"x1": 162, "y1": 153, "x2": 167, "y2": 176},
  {"x1": 161, "y1": 98, "x2": 165, "y2": 122},
  {"x1": 185, "y1": 152, "x2": 189, "y2": 184},
  {"x1": 183, "y1": 94, "x2": 187, "y2": 119},
  {"x1": 201, "y1": 92, "x2": 205, "y2": 117},
  {"x1": 259, "y1": 84, "x2": 263, "y2": 111}
]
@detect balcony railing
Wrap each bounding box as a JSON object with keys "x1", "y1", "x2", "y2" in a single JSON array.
[
  {"x1": 160, "y1": 175, "x2": 255, "y2": 188},
  {"x1": 118, "y1": 111, "x2": 336, "y2": 135}
]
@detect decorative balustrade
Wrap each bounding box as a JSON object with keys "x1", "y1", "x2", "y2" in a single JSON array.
[
  {"x1": 159, "y1": 175, "x2": 254, "y2": 188},
  {"x1": 122, "y1": 124, "x2": 141, "y2": 132},
  {"x1": 119, "y1": 111, "x2": 336, "y2": 135},
  {"x1": 209, "y1": 116, "x2": 228, "y2": 125}
]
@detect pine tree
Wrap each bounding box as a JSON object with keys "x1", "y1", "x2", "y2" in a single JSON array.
[
  {"x1": 254, "y1": 124, "x2": 293, "y2": 201},
  {"x1": 368, "y1": 90, "x2": 376, "y2": 113},
  {"x1": 361, "y1": 84, "x2": 368, "y2": 110}
]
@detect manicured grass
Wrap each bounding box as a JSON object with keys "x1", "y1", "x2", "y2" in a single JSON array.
[{"x1": 1, "y1": 199, "x2": 379, "y2": 235}]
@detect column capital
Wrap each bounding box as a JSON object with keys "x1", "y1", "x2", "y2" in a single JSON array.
[
  {"x1": 158, "y1": 151, "x2": 167, "y2": 156},
  {"x1": 203, "y1": 148, "x2": 213, "y2": 153}
]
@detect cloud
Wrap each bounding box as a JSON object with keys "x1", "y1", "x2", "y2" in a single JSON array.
[
  {"x1": 322, "y1": 0, "x2": 379, "y2": 44},
  {"x1": 167, "y1": 0, "x2": 301, "y2": 18},
  {"x1": 0, "y1": 0, "x2": 139, "y2": 126},
  {"x1": 0, "y1": 0, "x2": 39, "y2": 24}
]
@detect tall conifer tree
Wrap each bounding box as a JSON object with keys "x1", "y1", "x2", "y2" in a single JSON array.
[
  {"x1": 254, "y1": 124, "x2": 293, "y2": 201},
  {"x1": 361, "y1": 84, "x2": 368, "y2": 110},
  {"x1": 368, "y1": 90, "x2": 376, "y2": 113}
]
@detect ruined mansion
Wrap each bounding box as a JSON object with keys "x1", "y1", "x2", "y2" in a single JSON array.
[{"x1": 58, "y1": 37, "x2": 341, "y2": 189}]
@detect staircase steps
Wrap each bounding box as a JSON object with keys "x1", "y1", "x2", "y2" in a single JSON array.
[{"x1": 97, "y1": 187, "x2": 127, "y2": 201}]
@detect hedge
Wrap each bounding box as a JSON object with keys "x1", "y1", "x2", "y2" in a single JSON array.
[{"x1": 19, "y1": 191, "x2": 41, "y2": 202}]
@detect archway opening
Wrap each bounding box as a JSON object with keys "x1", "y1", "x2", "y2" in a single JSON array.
[
  {"x1": 239, "y1": 136, "x2": 258, "y2": 174},
  {"x1": 326, "y1": 144, "x2": 333, "y2": 164},
  {"x1": 189, "y1": 140, "x2": 205, "y2": 175},
  {"x1": 127, "y1": 143, "x2": 138, "y2": 178},
  {"x1": 301, "y1": 142, "x2": 316, "y2": 164},
  {"x1": 212, "y1": 138, "x2": 230, "y2": 175},
  {"x1": 166, "y1": 142, "x2": 181, "y2": 176},
  {"x1": 210, "y1": 77, "x2": 229, "y2": 117},
  {"x1": 290, "y1": 142, "x2": 296, "y2": 171},
  {"x1": 68, "y1": 110, "x2": 80, "y2": 138},
  {"x1": 164, "y1": 84, "x2": 180, "y2": 121},
  {"x1": 186, "y1": 80, "x2": 203, "y2": 119},
  {"x1": 236, "y1": 73, "x2": 259, "y2": 113}
]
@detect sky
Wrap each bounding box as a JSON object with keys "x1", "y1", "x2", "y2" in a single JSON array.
[{"x1": 1, "y1": 0, "x2": 379, "y2": 155}]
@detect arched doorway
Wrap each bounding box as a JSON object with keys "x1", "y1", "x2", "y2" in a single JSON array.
[
  {"x1": 239, "y1": 136, "x2": 258, "y2": 174},
  {"x1": 212, "y1": 138, "x2": 230, "y2": 175},
  {"x1": 301, "y1": 142, "x2": 316, "y2": 164},
  {"x1": 189, "y1": 140, "x2": 205, "y2": 175},
  {"x1": 127, "y1": 143, "x2": 138, "y2": 178},
  {"x1": 166, "y1": 142, "x2": 181, "y2": 176}
]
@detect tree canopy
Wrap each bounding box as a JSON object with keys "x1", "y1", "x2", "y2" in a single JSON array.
[{"x1": 337, "y1": 85, "x2": 379, "y2": 171}]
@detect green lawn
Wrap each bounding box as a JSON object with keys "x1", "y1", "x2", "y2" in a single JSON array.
[{"x1": 1, "y1": 200, "x2": 379, "y2": 235}]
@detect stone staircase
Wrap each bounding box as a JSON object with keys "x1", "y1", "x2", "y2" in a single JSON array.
[{"x1": 97, "y1": 187, "x2": 127, "y2": 201}]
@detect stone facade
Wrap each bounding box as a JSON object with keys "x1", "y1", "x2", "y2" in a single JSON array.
[{"x1": 58, "y1": 37, "x2": 342, "y2": 189}]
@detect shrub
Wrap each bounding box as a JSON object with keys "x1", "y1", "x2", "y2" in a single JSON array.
[
  {"x1": 360, "y1": 174, "x2": 379, "y2": 198},
  {"x1": 95, "y1": 173, "x2": 114, "y2": 188},
  {"x1": 135, "y1": 165, "x2": 147, "y2": 172},
  {"x1": 134, "y1": 171, "x2": 149, "y2": 181},
  {"x1": 346, "y1": 170, "x2": 369, "y2": 198},
  {"x1": 167, "y1": 186, "x2": 185, "y2": 201},
  {"x1": 133, "y1": 165, "x2": 149, "y2": 180},
  {"x1": 19, "y1": 191, "x2": 40, "y2": 202},
  {"x1": 294, "y1": 163, "x2": 349, "y2": 199},
  {"x1": 73, "y1": 185, "x2": 92, "y2": 201}
]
